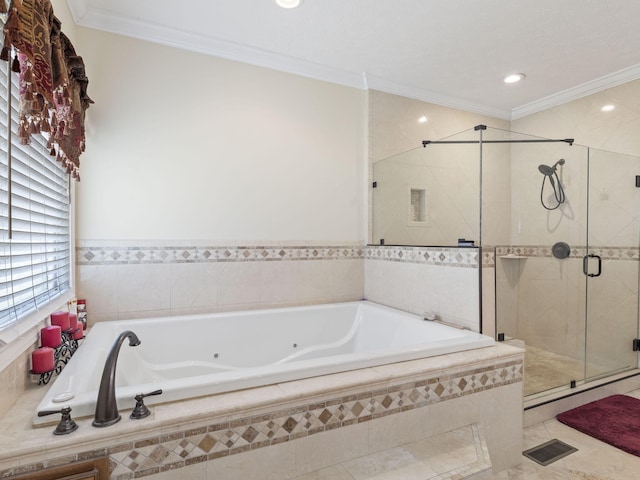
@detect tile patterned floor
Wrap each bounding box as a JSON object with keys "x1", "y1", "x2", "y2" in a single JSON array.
[
  {"x1": 291, "y1": 389, "x2": 640, "y2": 480},
  {"x1": 291, "y1": 424, "x2": 491, "y2": 480}
]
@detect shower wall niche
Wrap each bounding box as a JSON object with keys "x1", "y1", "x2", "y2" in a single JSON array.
[{"x1": 371, "y1": 125, "x2": 640, "y2": 401}]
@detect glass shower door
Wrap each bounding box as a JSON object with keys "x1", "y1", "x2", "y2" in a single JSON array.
[
  {"x1": 493, "y1": 137, "x2": 589, "y2": 398},
  {"x1": 584, "y1": 148, "x2": 640, "y2": 381},
  {"x1": 493, "y1": 132, "x2": 640, "y2": 401}
]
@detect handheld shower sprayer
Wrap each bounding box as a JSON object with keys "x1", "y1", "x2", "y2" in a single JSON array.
[
  {"x1": 538, "y1": 158, "x2": 565, "y2": 176},
  {"x1": 538, "y1": 159, "x2": 566, "y2": 210}
]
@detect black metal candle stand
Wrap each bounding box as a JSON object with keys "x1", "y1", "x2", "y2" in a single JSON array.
[{"x1": 31, "y1": 329, "x2": 85, "y2": 385}]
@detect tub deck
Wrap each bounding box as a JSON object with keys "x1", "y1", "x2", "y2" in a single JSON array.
[{"x1": 0, "y1": 343, "x2": 523, "y2": 479}]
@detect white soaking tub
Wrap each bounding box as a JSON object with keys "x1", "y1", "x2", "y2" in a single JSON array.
[{"x1": 34, "y1": 301, "x2": 495, "y2": 424}]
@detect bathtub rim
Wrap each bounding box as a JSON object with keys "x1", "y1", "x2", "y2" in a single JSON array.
[{"x1": 33, "y1": 300, "x2": 495, "y2": 425}]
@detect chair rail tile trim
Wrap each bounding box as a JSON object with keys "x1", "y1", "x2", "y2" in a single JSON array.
[
  {"x1": 365, "y1": 245, "x2": 479, "y2": 268},
  {"x1": 77, "y1": 245, "x2": 365, "y2": 266}
]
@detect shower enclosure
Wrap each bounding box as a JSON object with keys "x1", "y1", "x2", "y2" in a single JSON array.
[{"x1": 371, "y1": 125, "x2": 640, "y2": 402}]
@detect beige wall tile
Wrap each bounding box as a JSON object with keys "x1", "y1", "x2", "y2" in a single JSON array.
[
  {"x1": 169, "y1": 263, "x2": 219, "y2": 310},
  {"x1": 117, "y1": 264, "x2": 172, "y2": 313},
  {"x1": 207, "y1": 441, "x2": 296, "y2": 480},
  {"x1": 76, "y1": 264, "x2": 119, "y2": 318},
  {"x1": 294, "y1": 423, "x2": 369, "y2": 476},
  {"x1": 291, "y1": 464, "x2": 355, "y2": 480},
  {"x1": 341, "y1": 447, "x2": 423, "y2": 479},
  {"x1": 367, "y1": 408, "x2": 430, "y2": 454}
]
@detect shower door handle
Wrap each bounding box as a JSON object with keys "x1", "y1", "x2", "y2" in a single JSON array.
[{"x1": 582, "y1": 254, "x2": 602, "y2": 277}]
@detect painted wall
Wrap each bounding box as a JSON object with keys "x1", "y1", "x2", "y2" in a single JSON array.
[
  {"x1": 52, "y1": 0, "x2": 77, "y2": 40},
  {"x1": 75, "y1": 28, "x2": 366, "y2": 243}
]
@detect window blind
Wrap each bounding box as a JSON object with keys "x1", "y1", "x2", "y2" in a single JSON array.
[{"x1": 0, "y1": 60, "x2": 71, "y2": 330}]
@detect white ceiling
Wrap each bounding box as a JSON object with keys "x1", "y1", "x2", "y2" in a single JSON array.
[{"x1": 66, "y1": 0, "x2": 640, "y2": 120}]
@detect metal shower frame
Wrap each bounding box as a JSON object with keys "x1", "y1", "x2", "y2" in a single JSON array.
[{"x1": 421, "y1": 124, "x2": 575, "y2": 333}]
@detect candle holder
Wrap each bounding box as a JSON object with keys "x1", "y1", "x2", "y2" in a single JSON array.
[
  {"x1": 31, "y1": 367, "x2": 55, "y2": 385},
  {"x1": 32, "y1": 328, "x2": 84, "y2": 385}
]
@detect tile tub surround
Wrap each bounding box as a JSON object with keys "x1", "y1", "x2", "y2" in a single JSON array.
[
  {"x1": 365, "y1": 245, "x2": 481, "y2": 331},
  {"x1": 0, "y1": 344, "x2": 523, "y2": 479},
  {"x1": 76, "y1": 242, "x2": 365, "y2": 323},
  {"x1": 0, "y1": 348, "x2": 35, "y2": 418},
  {"x1": 76, "y1": 242, "x2": 482, "y2": 327}
]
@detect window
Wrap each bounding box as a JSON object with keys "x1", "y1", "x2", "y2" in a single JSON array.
[{"x1": 0, "y1": 61, "x2": 71, "y2": 331}]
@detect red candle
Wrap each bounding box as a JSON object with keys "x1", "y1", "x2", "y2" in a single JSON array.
[
  {"x1": 32, "y1": 347, "x2": 55, "y2": 373},
  {"x1": 72, "y1": 322, "x2": 84, "y2": 340},
  {"x1": 41, "y1": 325, "x2": 62, "y2": 348},
  {"x1": 50, "y1": 311, "x2": 70, "y2": 331},
  {"x1": 69, "y1": 313, "x2": 78, "y2": 330}
]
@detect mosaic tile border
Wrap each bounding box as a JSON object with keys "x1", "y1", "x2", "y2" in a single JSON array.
[
  {"x1": 464, "y1": 423, "x2": 492, "y2": 478},
  {"x1": 482, "y1": 249, "x2": 495, "y2": 267},
  {"x1": 77, "y1": 245, "x2": 364, "y2": 266},
  {"x1": 0, "y1": 358, "x2": 523, "y2": 479},
  {"x1": 365, "y1": 245, "x2": 479, "y2": 268},
  {"x1": 82, "y1": 243, "x2": 635, "y2": 267},
  {"x1": 494, "y1": 245, "x2": 639, "y2": 262}
]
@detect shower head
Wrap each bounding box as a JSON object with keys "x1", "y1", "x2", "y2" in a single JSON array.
[
  {"x1": 538, "y1": 164, "x2": 555, "y2": 176},
  {"x1": 538, "y1": 158, "x2": 565, "y2": 176},
  {"x1": 539, "y1": 158, "x2": 566, "y2": 210}
]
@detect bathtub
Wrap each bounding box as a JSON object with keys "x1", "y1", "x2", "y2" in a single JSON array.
[{"x1": 34, "y1": 301, "x2": 495, "y2": 425}]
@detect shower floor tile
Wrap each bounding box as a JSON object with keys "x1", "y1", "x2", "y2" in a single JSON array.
[{"x1": 524, "y1": 344, "x2": 611, "y2": 397}]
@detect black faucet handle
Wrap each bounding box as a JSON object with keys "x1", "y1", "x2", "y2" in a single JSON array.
[
  {"x1": 38, "y1": 406, "x2": 79, "y2": 435},
  {"x1": 130, "y1": 389, "x2": 163, "y2": 420},
  {"x1": 138, "y1": 389, "x2": 163, "y2": 399}
]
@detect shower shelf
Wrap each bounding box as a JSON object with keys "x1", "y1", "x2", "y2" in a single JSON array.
[{"x1": 499, "y1": 254, "x2": 527, "y2": 259}]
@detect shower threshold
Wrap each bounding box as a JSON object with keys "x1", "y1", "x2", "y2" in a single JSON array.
[
  {"x1": 508, "y1": 340, "x2": 639, "y2": 408},
  {"x1": 523, "y1": 369, "x2": 640, "y2": 427}
]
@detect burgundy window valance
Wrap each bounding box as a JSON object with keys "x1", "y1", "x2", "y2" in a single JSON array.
[{"x1": 1, "y1": 0, "x2": 92, "y2": 180}]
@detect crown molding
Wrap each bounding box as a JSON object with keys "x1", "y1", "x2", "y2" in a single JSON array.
[
  {"x1": 66, "y1": 0, "x2": 511, "y2": 119},
  {"x1": 511, "y1": 63, "x2": 640, "y2": 120},
  {"x1": 67, "y1": 0, "x2": 640, "y2": 123},
  {"x1": 364, "y1": 74, "x2": 512, "y2": 120},
  {"x1": 67, "y1": 1, "x2": 366, "y2": 90}
]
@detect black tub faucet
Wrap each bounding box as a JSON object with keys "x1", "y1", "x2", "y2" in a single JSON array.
[{"x1": 93, "y1": 330, "x2": 141, "y2": 427}]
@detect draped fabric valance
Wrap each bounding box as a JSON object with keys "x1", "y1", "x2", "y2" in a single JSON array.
[{"x1": 1, "y1": 0, "x2": 92, "y2": 180}]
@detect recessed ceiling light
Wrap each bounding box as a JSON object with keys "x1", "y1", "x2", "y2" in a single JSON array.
[
  {"x1": 275, "y1": 0, "x2": 302, "y2": 8},
  {"x1": 504, "y1": 73, "x2": 525, "y2": 84},
  {"x1": 601, "y1": 104, "x2": 615, "y2": 112},
  {"x1": 418, "y1": 116, "x2": 428, "y2": 124}
]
